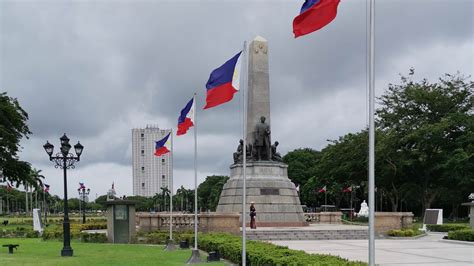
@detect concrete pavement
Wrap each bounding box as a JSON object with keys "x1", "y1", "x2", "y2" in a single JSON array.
[{"x1": 271, "y1": 233, "x2": 473, "y2": 265}]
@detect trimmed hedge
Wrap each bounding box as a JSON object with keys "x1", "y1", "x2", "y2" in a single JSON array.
[
  {"x1": 427, "y1": 224, "x2": 468, "y2": 232},
  {"x1": 448, "y1": 229, "x2": 474, "y2": 242},
  {"x1": 139, "y1": 231, "x2": 195, "y2": 245},
  {"x1": 80, "y1": 232, "x2": 108, "y2": 243},
  {"x1": 0, "y1": 227, "x2": 39, "y2": 238},
  {"x1": 42, "y1": 222, "x2": 107, "y2": 240},
  {"x1": 198, "y1": 233, "x2": 366, "y2": 265},
  {"x1": 387, "y1": 228, "x2": 422, "y2": 237}
]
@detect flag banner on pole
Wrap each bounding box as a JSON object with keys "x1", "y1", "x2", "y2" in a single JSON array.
[
  {"x1": 155, "y1": 132, "x2": 171, "y2": 156},
  {"x1": 343, "y1": 186, "x2": 352, "y2": 193},
  {"x1": 318, "y1": 185, "x2": 327, "y2": 193},
  {"x1": 293, "y1": 0, "x2": 340, "y2": 38},
  {"x1": 44, "y1": 184, "x2": 50, "y2": 193},
  {"x1": 6, "y1": 182, "x2": 13, "y2": 192},
  {"x1": 177, "y1": 97, "x2": 195, "y2": 136},
  {"x1": 79, "y1": 182, "x2": 85, "y2": 189},
  {"x1": 204, "y1": 51, "x2": 242, "y2": 109}
]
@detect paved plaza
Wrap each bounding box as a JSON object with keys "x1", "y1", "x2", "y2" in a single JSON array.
[{"x1": 272, "y1": 233, "x2": 473, "y2": 265}]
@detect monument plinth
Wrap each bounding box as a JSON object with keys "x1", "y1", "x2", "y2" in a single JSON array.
[{"x1": 216, "y1": 36, "x2": 306, "y2": 227}]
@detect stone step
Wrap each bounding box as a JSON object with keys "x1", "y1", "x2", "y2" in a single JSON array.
[{"x1": 246, "y1": 229, "x2": 368, "y2": 241}]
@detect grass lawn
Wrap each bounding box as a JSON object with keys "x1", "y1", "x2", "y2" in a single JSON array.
[{"x1": 0, "y1": 238, "x2": 225, "y2": 266}]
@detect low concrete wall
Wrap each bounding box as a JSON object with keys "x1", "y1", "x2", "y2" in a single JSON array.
[
  {"x1": 304, "y1": 212, "x2": 342, "y2": 224},
  {"x1": 375, "y1": 212, "x2": 414, "y2": 233},
  {"x1": 136, "y1": 212, "x2": 240, "y2": 235}
]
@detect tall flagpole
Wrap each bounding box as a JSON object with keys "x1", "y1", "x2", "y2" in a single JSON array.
[
  {"x1": 241, "y1": 40, "x2": 248, "y2": 266},
  {"x1": 368, "y1": 0, "x2": 376, "y2": 265},
  {"x1": 188, "y1": 93, "x2": 201, "y2": 263},
  {"x1": 166, "y1": 129, "x2": 175, "y2": 250}
]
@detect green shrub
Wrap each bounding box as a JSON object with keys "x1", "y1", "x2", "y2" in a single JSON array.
[
  {"x1": 387, "y1": 228, "x2": 422, "y2": 237},
  {"x1": 143, "y1": 231, "x2": 194, "y2": 245},
  {"x1": 198, "y1": 233, "x2": 366, "y2": 265},
  {"x1": 80, "y1": 232, "x2": 108, "y2": 243},
  {"x1": 0, "y1": 227, "x2": 39, "y2": 238},
  {"x1": 448, "y1": 229, "x2": 474, "y2": 242},
  {"x1": 427, "y1": 224, "x2": 468, "y2": 232}
]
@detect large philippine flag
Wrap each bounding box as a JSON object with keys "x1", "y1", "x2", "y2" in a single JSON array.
[
  {"x1": 204, "y1": 51, "x2": 242, "y2": 109},
  {"x1": 177, "y1": 97, "x2": 195, "y2": 136},
  {"x1": 154, "y1": 132, "x2": 171, "y2": 156},
  {"x1": 293, "y1": 0, "x2": 340, "y2": 38}
]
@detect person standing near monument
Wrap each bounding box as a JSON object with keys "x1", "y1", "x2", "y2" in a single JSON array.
[
  {"x1": 250, "y1": 202, "x2": 257, "y2": 229},
  {"x1": 254, "y1": 116, "x2": 271, "y2": 160}
]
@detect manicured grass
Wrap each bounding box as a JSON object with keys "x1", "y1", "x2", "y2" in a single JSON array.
[{"x1": 0, "y1": 238, "x2": 224, "y2": 266}]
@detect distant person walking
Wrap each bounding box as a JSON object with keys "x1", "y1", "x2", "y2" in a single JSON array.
[{"x1": 250, "y1": 202, "x2": 257, "y2": 229}]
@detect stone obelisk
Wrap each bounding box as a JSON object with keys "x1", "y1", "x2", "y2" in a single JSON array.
[
  {"x1": 216, "y1": 36, "x2": 306, "y2": 227},
  {"x1": 246, "y1": 36, "x2": 271, "y2": 145}
]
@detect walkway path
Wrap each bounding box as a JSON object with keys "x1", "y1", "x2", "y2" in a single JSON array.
[{"x1": 271, "y1": 233, "x2": 473, "y2": 265}]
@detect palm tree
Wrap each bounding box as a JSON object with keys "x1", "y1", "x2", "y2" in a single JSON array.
[{"x1": 160, "y1": 187, "x2": 170, "y2": 212}]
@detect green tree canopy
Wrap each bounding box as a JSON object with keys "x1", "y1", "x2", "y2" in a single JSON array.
[
  {"x1": 197, "y1": 175, "x2": 229, "y2": 211},
  {"x1": 0, "y1": 92, "x2": 35, "y2": 187}
]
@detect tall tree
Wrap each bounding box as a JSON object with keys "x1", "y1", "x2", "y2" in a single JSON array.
[
  {"x1": 0, "y1": 92, "x2": 36, "y2": 187},
  {"x1": 377, "y1": 70, "x2": 473, "y2": 213},
  {"x1": 283, "y1": 148, "x2": 321, "y2": 187},
  {"x1": 197, "y1": 175, "x2": 229, "y2": 211}
]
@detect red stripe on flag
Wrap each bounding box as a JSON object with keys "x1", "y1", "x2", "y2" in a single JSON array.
[
  {"x1": 293, "y1": 0, "x2": 340, "y2": 38},
  {"x1": 154, "y1": 147, "x2": 170, "y2": 157},
  {"x1": 203, "y1": 82, "x2": 238, "y2": 109},
  {"x1": 177, "y1": 118, "x2": 194, "y2": 136}
]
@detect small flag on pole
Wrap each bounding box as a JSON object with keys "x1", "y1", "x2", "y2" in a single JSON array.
[
  {"x1": 318, "y1": 185, "x2": 327, "y2": 193},
  {"x1": 6, "y1": 182, "x2": 13, "y2": 192},
  {"x1": 79, "y1": 182, "x2": 86, "y2": 189},
  {"x1": 343, "y1": 186, "x2": 352, "y2": 193},
  {"x1": 293, "y1": 0, "x2": 340, "y2": 38},
  {"x1": 44, "y1": 184, "x2": 50, "y2": 193},
  {"x1": 177, "y1": 97, "x2": 195, "y2": 136},
  {"x1": 204, "y1": 51, "x2": 242, "y2": 109},
  {"x1": 155, "y1": 133, "x2": 171, "y2": 156}
]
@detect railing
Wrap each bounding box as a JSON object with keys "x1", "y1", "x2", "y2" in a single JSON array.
[
  {"x1": 303, "y1": 212, "x2": 343, "y2": 224},
  {"x1": 136, "y1": 212, "x2": 240, "y2": 234}
]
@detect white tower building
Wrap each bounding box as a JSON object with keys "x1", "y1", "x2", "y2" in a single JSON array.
[{"x1": 132, "y1": 126, "x2": 172, "y2": 197}]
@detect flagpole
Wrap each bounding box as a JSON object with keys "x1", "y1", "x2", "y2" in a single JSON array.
[
  {"x1": 368, "y1": 0, "x2": 376, "y2": 265},
  {"x1": 166, "y1": 129, "x2": 175, "y2": 251},
  {"x1": 241, "y1": 40, "x2": 248, "y2": 266},
  {"x1": 188, "y1": 93, "x2": 201, "y2": 263}
]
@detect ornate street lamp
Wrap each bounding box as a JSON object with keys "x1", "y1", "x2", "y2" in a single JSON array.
[
  {"x1": 43, "y1": 134, "x2": 83, "y2": 257},
  {"x1": 78, "y1": 186, "x2": 90, "y2": 224}
]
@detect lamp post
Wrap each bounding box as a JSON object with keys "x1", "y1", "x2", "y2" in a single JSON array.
[
  {"x1": 43, "y1": 134, "x2": 83, "y2": 257},
  {"x1": 78, "y1": 186, "x2": 90, "y2": 224}
]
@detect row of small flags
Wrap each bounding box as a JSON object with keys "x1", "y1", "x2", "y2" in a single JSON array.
[{"x1": 154, "y1": 0, "x2": 341, "y2": 155}]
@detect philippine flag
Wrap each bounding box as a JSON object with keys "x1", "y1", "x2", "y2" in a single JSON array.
[
  {"x1": 318, "y1": 185, "x2": 327, "y2": 193},
  {"x1": 204, "y1": 51, "x2": 242, "y2": 109},
  {"x1": 293, "y1": 0, "x2": 340, "y2": 38},
  {"x1": 155, "y1": 132, "x2": 171, "y2": 156},
  {"x1": 177, "y1": 97, "x2": 195, "y2": 136},
  {"x1": 79, "y1": 182, "x2": 85, "y2": 189},
  {"x1": 44, "y1": 184, "x2": 50, "y2": 193}
]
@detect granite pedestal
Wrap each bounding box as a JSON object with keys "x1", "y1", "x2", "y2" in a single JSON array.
[{"x1": 216, "y1": 161, "x2": 306, "y2": 227}]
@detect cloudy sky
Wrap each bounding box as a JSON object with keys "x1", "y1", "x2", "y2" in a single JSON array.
[{"x1": 1, "y1": 0, "x2": 472, "y2": 199}]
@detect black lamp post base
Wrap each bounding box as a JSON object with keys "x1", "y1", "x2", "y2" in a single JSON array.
[
  {"x1": 164, "y1": 239, "x2": 175, "y2": 251},
  {"x1": 186, "y1": 249, "x2": 201, "y2": 264},
  {"x1": 61, "y1": 247, "x2": 73, "y2": 257}
]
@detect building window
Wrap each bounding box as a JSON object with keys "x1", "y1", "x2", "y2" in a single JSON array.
[
  {"x1": 141, "y1": 183, "x2": 145, "y2": 188},
  {"x1": 141, "y1": 166, "x2": 145, "y2": 172},
  {"x1": 140, "y1": 133, "x2": 144, "y2": 138},
  {"x1": 162, "y1": 175, "x2": 165, "y2": 179},
  {"x1": 161, "y1": 158, "x2": 165, "y2": 163},
  {"x1": 141, "y1": 149, "x2": 144, "y2": 156}
]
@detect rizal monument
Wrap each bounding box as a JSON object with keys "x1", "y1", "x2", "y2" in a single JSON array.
[{"x1": 216, "y1": 36, "x2": 306, "y2": 226}]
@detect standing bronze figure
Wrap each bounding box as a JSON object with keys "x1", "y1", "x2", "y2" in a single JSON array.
[{"x1": 254, "y1": 116, "x2": 271, "y2": 161}]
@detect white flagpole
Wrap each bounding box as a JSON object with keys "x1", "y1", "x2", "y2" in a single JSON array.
[
  {"x1": 193, "y1": 94, "x2": 198, "y2": 250},
  {"x1": 241, "y1": 40, "x2": 248, "y2": 266},
  {"x1": 170, "y1": 130, "x2": 174, "y2": 241},
  {"x1": 368, "y1": 0, "x2": 376, "y2": 265}
]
